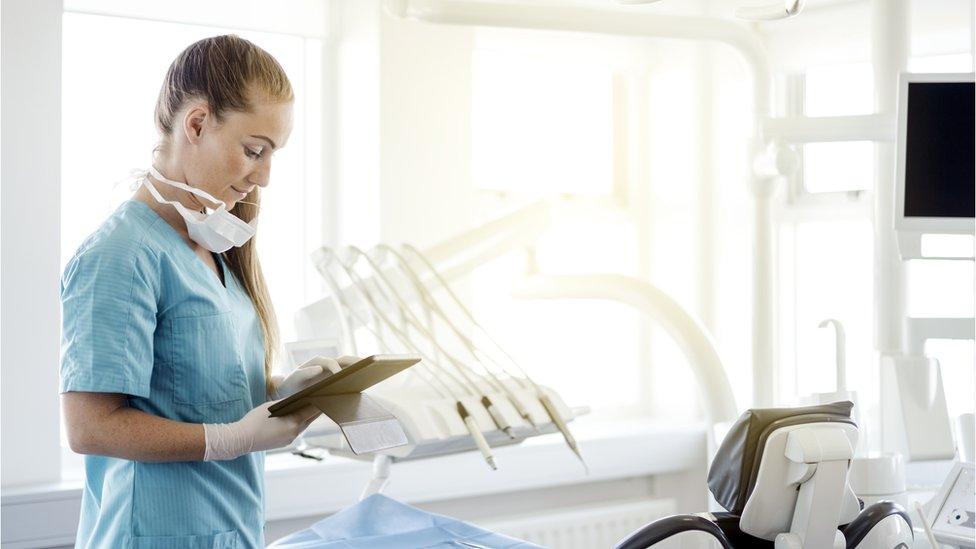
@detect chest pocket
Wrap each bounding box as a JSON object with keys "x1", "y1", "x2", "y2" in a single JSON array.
[{"x1": 169, "y1": 311, "x2": 247, "y2": 422}]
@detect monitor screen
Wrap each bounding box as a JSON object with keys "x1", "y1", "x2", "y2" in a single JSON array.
[{"x1": 903, "y1": 81, "x2": 975, "y2": 218}]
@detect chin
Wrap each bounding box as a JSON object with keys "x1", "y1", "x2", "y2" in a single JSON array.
[{"x1": 223, "y1": 191, "x2": 244, "y2": 205}]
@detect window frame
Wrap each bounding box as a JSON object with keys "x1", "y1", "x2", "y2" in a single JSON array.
[
  {"x1": 771, "y1": 70, "x2": 876, "y2": 406},
  {"x1": 772, "y1": 55, "x2": 975, "y2": 408}
]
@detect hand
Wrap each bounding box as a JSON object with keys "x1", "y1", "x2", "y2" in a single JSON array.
[
  {"x1": 335, "y1": 355, "x2": 362, "y2": 368},
  {"x1": 271, "y1": 357, "x2": 336, "y2": 400},
  {"x1": 203, "y1": 400, "x2": 322, "y2": 461},
  {"x1": 270, "y1": 355, "x2": 364, "y2": 399}
]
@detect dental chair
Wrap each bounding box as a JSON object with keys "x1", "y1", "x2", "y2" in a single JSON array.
[{"x1": 616, "y1": 402, "x2": 914, "y2": 549}]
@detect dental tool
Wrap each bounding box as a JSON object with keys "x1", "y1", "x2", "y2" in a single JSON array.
[
  {"x1": 314, "y1": 251, "x2": 455, "y2": 401},
  {"x1": 375, "y1": 244, "x2": 538, "y2": 429},
  {"x1": 400, "y1": 244, "x2": 588, "y2": 471},
  {"x1": 332, "y1": 249, "x2": 471, "y2": 396},
  {"x1": 318, "y1": 248, "x2": 500, "y2": 470},
  {"x1": 356, "y1": 248, "x2": 509, "y2": 401},
  {"x1": 345, "y1": 246, "x2": 516, "y2": 440}
]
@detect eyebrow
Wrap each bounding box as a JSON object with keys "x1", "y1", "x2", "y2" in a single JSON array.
[{"x1": 250, "y1": 135, "x2": 278, "y2": 150}]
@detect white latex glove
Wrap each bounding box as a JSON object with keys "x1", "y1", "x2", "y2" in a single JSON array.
[
  {"x1": 270, "y1": 356, "x2": 339, "y2": 400},
  {"x1": 269, "y1": 355, "x2": 364, "y2": 399},
  {"x1": 203, "y1": 400, "x2": 321, "y2": 461}
]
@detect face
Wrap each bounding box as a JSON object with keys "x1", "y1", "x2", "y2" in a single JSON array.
[{"x1": 178, "y1": 95, "x2": 293, "y2": 209}]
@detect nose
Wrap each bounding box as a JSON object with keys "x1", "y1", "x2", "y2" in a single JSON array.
[{"x1": 249, "y1": 159, "x2": 272, "y2": 188}]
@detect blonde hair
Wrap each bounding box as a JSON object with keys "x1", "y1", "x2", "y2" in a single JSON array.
[{"x1": 155, "y1": 35, "x2": 293, "y2": 396}]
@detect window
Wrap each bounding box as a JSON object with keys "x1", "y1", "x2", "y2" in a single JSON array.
[
  {"x1": 776, "y1": 53, "x2": 976, "y2": 420},
  {"x1": 801, "y1": 63, "x2": 874, "y2": 193},
  {"x1": 804, "y1": 62, "x2": 873, "y2": 117},
  {"x1": 775, "y1": 62, "x2": 876, "y2": 406},
  {"x1": 906, "y1": 261, "x2": 975, "y2": 318},
  {"x1": 908, "y1": 53, "x2": 974, "y2": 73},
  {"x1": 926, "y1": 339, "x2": 976, "y2": 420},
  {"x1": 783, "y1": 219, "x2": 874, "y2": 398},
  {"x1": 802, "y1": 141, "x2": 874, "y2": 193}
]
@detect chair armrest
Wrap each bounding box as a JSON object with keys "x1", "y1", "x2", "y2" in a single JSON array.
[{"x1": 840, "y1": 501, "x2": 913, "y2": 549}]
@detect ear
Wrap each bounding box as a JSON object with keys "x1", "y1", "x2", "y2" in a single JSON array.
[{"x1": 181, "y1": 102, "x2": 210, "y2": 145}]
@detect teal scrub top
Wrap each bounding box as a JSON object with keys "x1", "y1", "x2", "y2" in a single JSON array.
[{"x1": 59, "y1": 199, "x2": 268, "y2": 548}]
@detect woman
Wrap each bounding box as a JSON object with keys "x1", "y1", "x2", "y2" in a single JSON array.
[{"x1": 60, "y1": 35, "x2": 345, "y2": 548}]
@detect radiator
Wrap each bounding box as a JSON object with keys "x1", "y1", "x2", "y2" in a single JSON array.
[{"x1": 478, "y1": 498, "x2": 678, "y2": 549}]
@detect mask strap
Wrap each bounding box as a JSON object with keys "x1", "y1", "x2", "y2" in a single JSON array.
[
  {"x1": 148, "y1": 165, "x2": 226, "y2": 211},
  {"x1": 143, "y1": 174, "x2": 206, "y2": 220}
]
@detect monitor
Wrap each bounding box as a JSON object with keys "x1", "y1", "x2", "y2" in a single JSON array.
[
  {"x1": 895, "y1": 72, "x2": 975, "y2": 257},
  {"x1": 895, "y1": 73, "x2": 975, "y2": 229}
]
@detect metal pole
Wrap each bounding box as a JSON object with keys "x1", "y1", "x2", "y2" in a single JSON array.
[
  {"x1": 870, "y1": 0, "x2": 909, "y2": 453},
  {"x1": 871, "y1": 0, "x2": 908, "y2": 356}
]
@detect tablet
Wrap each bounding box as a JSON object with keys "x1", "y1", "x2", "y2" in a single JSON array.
[{"x1": 267, "y1": 354, "x2": 422, "y2": 417}]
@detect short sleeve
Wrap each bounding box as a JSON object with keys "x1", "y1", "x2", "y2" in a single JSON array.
[{"x1": 59, "y1": 239, "x2": 159, "y2": 398}]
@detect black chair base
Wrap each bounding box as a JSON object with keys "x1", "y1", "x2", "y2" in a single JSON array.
[
  {"x1": 840, "y1": 501, "x2": 913, "y2": 549},
  {"x1": 616, "y1": 507, "x2": 911, "y2": 549},
  {"x1": 615, "y1": 514, "x2": 734, "y2": 549}
]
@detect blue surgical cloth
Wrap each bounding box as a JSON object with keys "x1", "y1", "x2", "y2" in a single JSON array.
[
  {"x1": 60, "y1": 200, "x2": 268, "y2": 548},
  {"x1": 269, "y1": 494, "x2": 541, "y2": 549}
]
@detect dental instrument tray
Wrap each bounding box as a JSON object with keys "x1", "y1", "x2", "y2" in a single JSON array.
[
  {"x1": 268, "y1": 354, "x2": 422, "y2": 417},
  {"x1": 294, "y1": 239, "x2": 588, "y2": 471},
  {"x1": 301, "y1": 380, "x2": 581, "y2": 463}
]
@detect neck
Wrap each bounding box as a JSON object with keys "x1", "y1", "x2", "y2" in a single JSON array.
[{"x1": 132, "y1": 185, "x2": 191, "y2": 237}]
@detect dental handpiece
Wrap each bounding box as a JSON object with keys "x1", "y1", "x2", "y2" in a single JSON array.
[{"x1": 458, "y1": 401, "x2": 496, "y2": 471}]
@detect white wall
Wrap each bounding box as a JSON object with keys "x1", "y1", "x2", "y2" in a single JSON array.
[
  {"x1": 379, "y1": 11, "x2": 476, "y2": 247},
  {"x1": 333, "y1": 1, "x2": 475, "y2": 248},
  {"x1": 334, "y1": 0, "x2": 382, "y2": 247},
  {"x1": 1, "y1": 0, "x2": 64, "y2": 488},
  {"x1": 759, "y1": 0, "x2": 975, "y2": 70},
  {"x1": 336, "y1": 0, "x2": 474, "y2": 246}
]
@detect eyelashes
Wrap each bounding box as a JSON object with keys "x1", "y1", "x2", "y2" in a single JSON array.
[{"x1": 244, "y1": 146, "x2": 264, "y2": 160}]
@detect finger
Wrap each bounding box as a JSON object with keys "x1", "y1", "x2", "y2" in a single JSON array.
[
  {"x1": 336, "y1": 355, "x2": 362, "y2": 368},
  {"x1": 303, "y1": 356, "x2": 342, "y2": 374},
  {"x1": 294, "y1": 364, "x2": 325, "y2": 380},
  {"x1": 306, "y1": 371, "x2": 332, "y2": 386}
]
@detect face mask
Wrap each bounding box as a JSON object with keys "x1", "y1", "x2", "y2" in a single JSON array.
[{"x1": 142, "y1": 166, "x2": 258, "y2": 253}]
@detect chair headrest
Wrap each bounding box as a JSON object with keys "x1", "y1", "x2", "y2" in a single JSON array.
[{"x1": 707, "y1": 401, "x2": 855, "y2": 514}]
